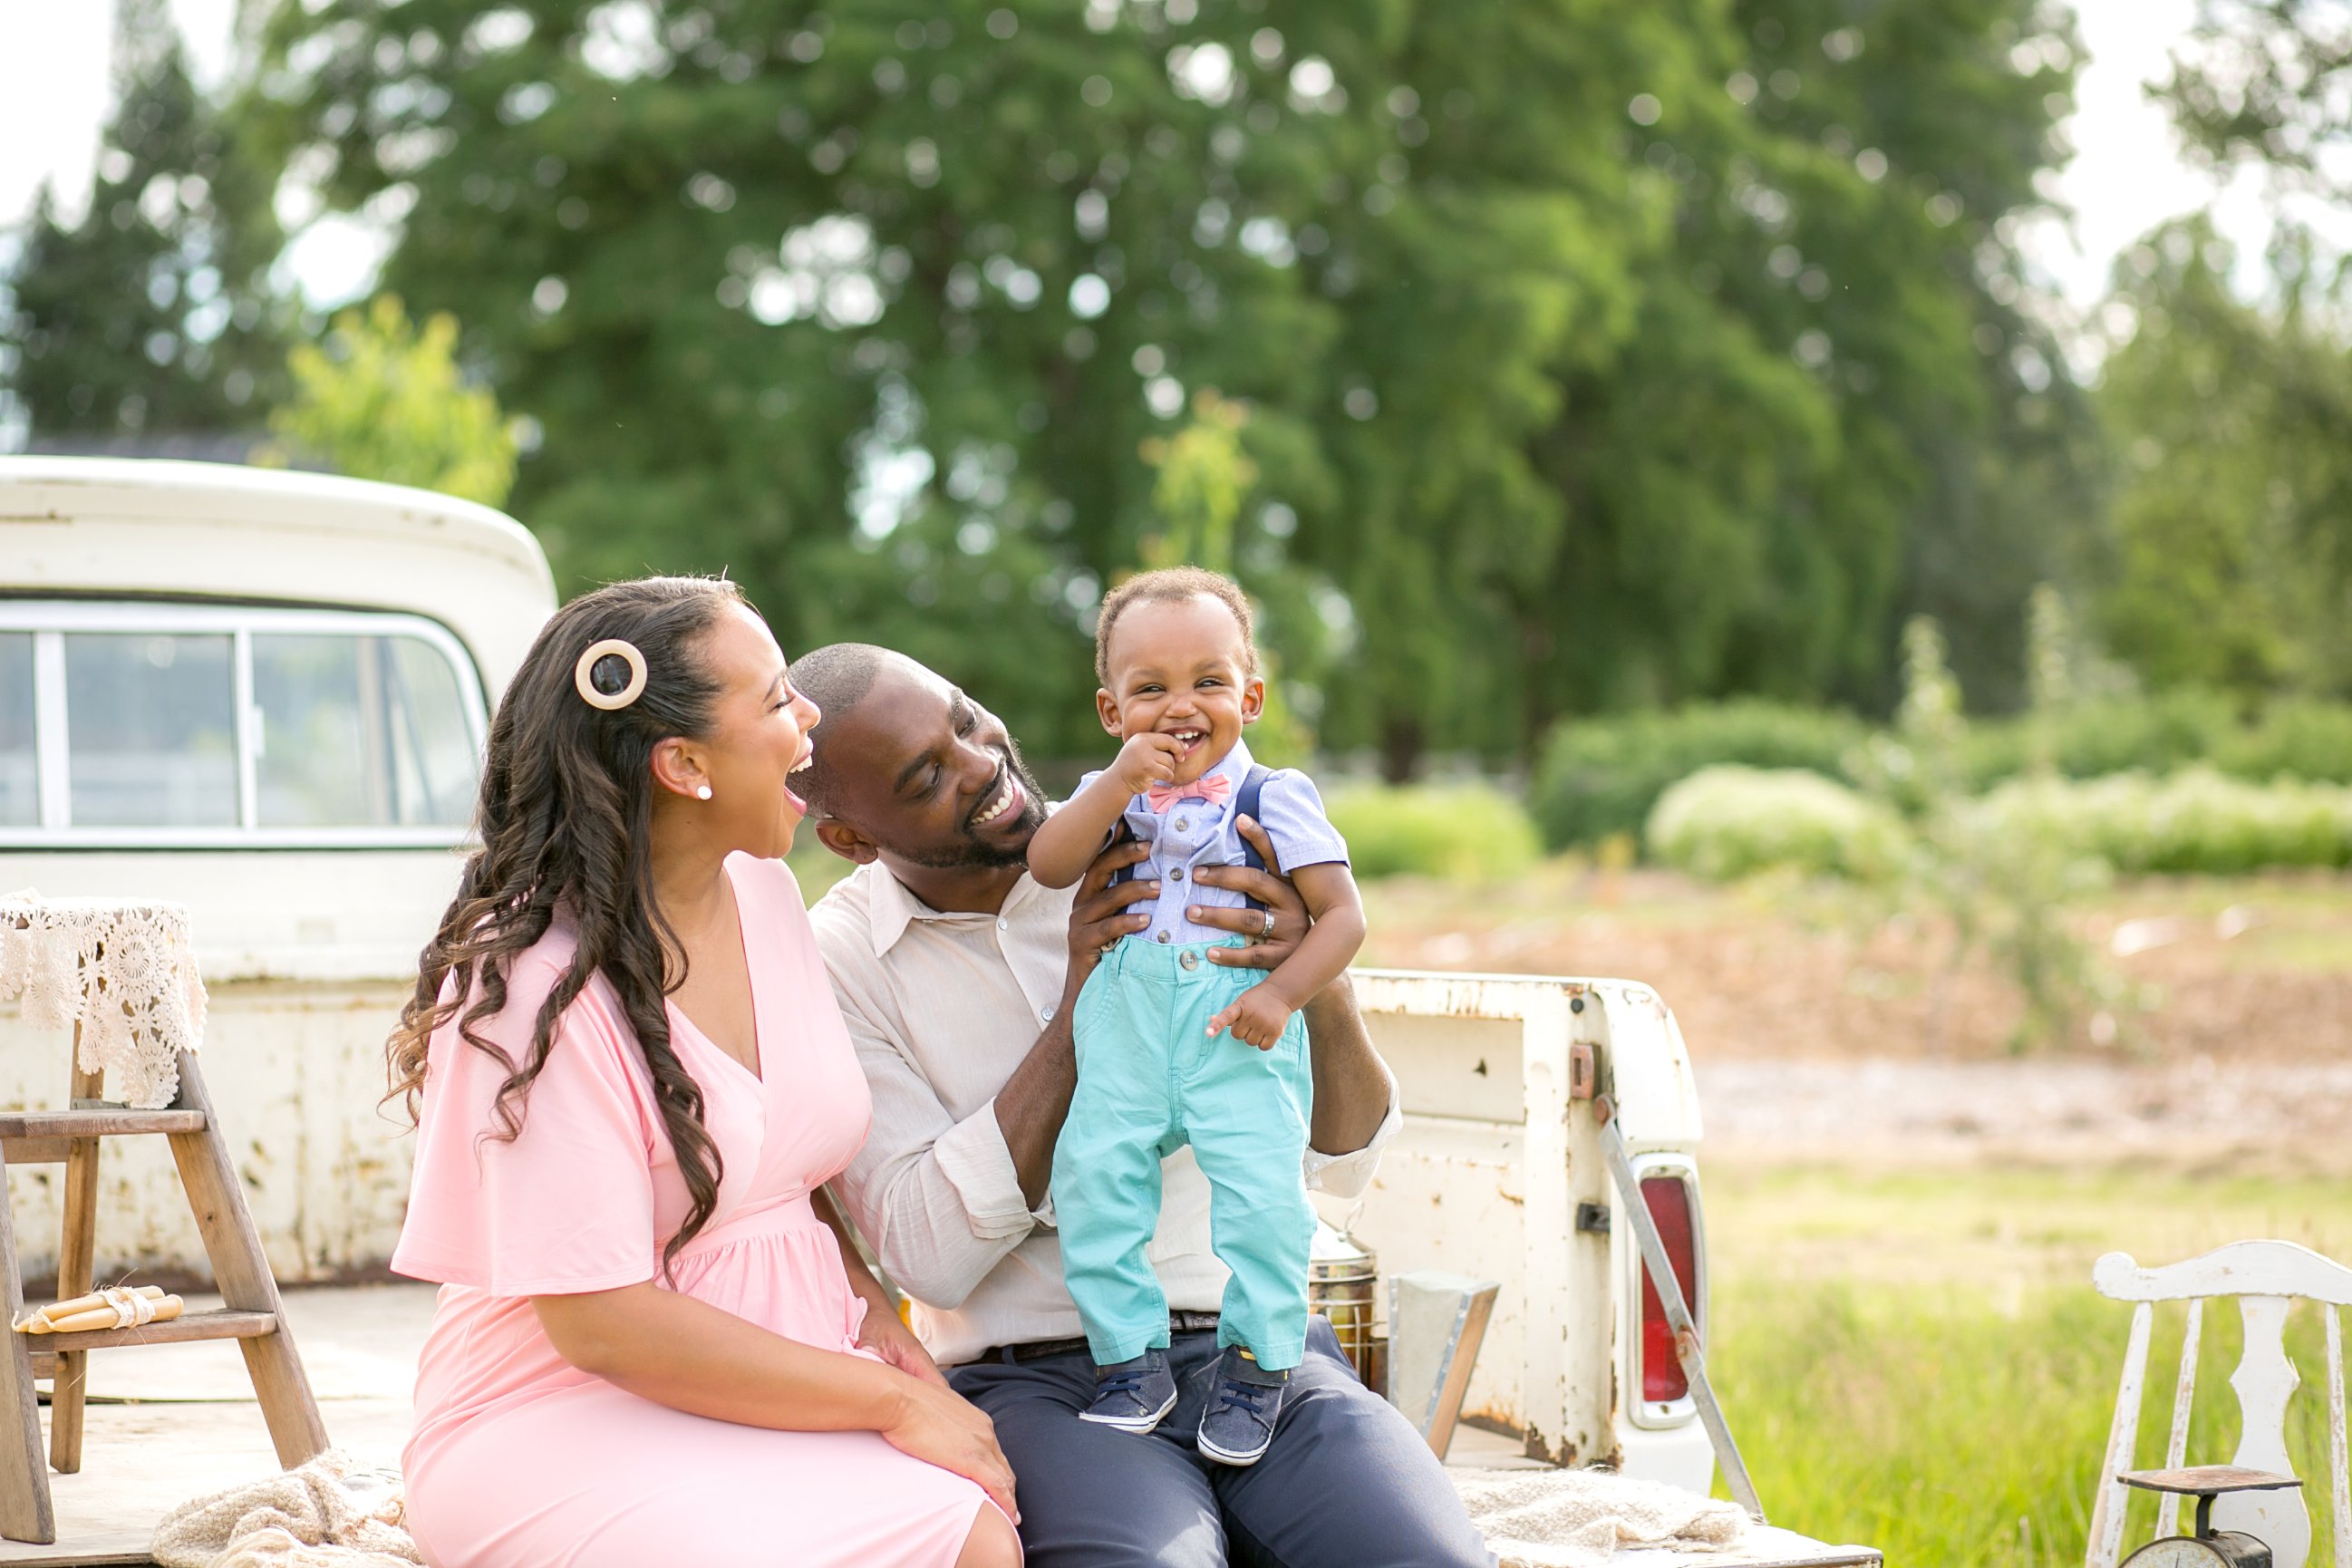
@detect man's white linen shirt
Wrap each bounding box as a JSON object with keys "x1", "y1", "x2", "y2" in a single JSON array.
[{"x1": 810, "y1": 861, "x2": 1401, "y2": 1367}]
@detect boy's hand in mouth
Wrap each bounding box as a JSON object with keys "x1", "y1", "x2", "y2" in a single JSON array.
[{"x1": 1109, "y1": 731, "x2": 1186, "y2": 796}]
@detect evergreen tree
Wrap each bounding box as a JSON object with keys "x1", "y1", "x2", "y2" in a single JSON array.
[{"x1": 1, "y1": 0, "x2": 283, "y2": 445}]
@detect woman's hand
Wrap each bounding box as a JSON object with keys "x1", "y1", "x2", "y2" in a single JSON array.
[
  {"x1": 882, "y1": 1378, "x2": 1021, "y2": 1526},
  {"x1": 857, "y1": 1302, "x2": 949, "y2": 1389},
  {"x1": 1192, "y1": 817, "x2": 1311, "y2": 971}
]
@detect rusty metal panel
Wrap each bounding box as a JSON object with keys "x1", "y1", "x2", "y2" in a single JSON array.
[
  {"x1": 1324, "y1": 1117, "x2": 1525, "y2": 1429},
  {"x1": 1365, "y1": 1011, "x2": 1525, "y2": 1124},
  {"x1": 1348, "y1": 972, "x2": 1620, "y2": 1468}
]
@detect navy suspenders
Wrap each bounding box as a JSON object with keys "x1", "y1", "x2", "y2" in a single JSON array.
[{"x1": 1108, "y1": 763, "x2": 1273, "y2": 910}]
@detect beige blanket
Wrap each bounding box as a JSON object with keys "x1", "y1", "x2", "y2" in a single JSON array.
[
  {"x1": 151, "y1": 1447, "x2": 1735, "y2": 1568},
  {"x1": 1450, "y1": 1466, "x2": 1750, "y2": 1568},
  {"x1": 151, "y1": 1449, "x2": 421, "y2": 1568}
]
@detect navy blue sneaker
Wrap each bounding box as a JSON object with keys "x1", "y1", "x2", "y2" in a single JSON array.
[
  {"x1": 1195, "y1": 1348, "x2": 1288, "y2": 1466},
  {"x1": 1079, "y1": 1350, "x2": 1178, "y2": 1434}
]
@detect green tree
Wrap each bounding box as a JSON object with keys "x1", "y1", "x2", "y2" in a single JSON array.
[
  {"x1": 2160, "y1": 1, "x2": 2352, "y2": 201},
  {"x1": 2091, "y1": 216, "x2": 2352, "y2": 696},
  {"x1": 1515, "y1": 0, "x2": 2096, "y2": 736},
  {"x1": 1137, "y1": 390, "x2": 1253, "y2": 572},
  {"x1": 242, "y1": 0, "x2": 1635, "y2": 761},
  {"x1": 242, "y1": 0, "x2": 2087, "y2": 765},
  {"x1": 1, "y1": 0, "x2": 282, "y2": 443},
  {"x1": 258, "y1": 295, "x2": 520, "y2": 508}
]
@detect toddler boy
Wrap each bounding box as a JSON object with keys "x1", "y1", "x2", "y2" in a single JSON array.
[{"x1": 1027, "y1": 566, "x2": 1367, "y2": 1466}]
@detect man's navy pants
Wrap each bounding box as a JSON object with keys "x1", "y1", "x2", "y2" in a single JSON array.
[{"x1": 948, "y1": 1317, "x2": 1495, "y2": 1568}]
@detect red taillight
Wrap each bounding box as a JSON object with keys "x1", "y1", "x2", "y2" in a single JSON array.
[{"x1": 1638, "y1": 1175, "x2": 1699, "y2": 1403}]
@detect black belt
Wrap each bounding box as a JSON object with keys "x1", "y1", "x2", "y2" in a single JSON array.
[{"x1": 978, "y1": 1312, "x2": 1220, "y2": 1365}]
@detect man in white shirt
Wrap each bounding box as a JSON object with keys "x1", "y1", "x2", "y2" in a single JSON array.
[{"x1": 796, "y1": 644, "x2": 1492, "y2": 1568}]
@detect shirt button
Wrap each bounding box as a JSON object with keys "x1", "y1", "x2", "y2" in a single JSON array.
[
  {"x1": 1156, "y1": 931, "x2": 1172, "y2": 944},
  {"x1": 1041, "y1": 1005, "x2": 1055, "y2": 1022},
  {"x1": 1174, "y1": 817, "x2": 1189, "y2": 831},
  {"x1": 1168, "y1": 866, "x2": 1185, "y2": 882},
  {"x1": 997, "y1": 918, "x2": 1009, "y2": 932}
]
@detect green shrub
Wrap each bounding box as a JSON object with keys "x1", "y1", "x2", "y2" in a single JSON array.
[
  {"x1": 2216, "y1": 698, "x2": 2352, "y2": 783},
  {"x1": 1965, "y1": 692, "x2": 2352, "y2": 789},
  {"x1": 1645, "y1": 766, "x2": 1910, "y2": 882},
  {"x1": 1648, "y1": 765, "x2": 2352, "y2": 884},
  {"x1": 1961, "y1": 690, "x2": 2238, "y2": 788},
  {"x1": 1324, "y1": 782, "x2": 1544, "y2": 882},
  {"x1": 1968, "y1": 769, "x2": 2352, "y2": 875},
  {"x1": 1530, "y1": 702, "x2": 1871, "y2": 850}
]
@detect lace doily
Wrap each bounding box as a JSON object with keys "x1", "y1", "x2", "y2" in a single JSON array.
[{"x1": 0, "y1": 892, "x2": 208, "y2": 1109}]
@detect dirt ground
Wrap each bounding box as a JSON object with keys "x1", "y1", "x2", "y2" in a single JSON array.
[{"x1": 1359, "y1": 866, "x2": 2352, "y2": 1174}]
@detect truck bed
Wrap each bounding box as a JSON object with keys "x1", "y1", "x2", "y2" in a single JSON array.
[{"x1": 0, "y1": 1288, "x2": 1880, "y2": 1568}]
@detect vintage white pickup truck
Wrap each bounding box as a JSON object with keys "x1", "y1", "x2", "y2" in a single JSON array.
[{"x1": 0, "y1": 457, "x2": 1877, "y2": 1565}]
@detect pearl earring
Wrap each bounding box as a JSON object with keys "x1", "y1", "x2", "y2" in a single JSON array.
[{"x1": 695, "y1": 785, "x2": 713, "y2": 801}]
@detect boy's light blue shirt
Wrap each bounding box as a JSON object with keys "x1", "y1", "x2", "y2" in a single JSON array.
[{"x1": 1073, "y1": 737, "x2": 1350, "y2": 948}]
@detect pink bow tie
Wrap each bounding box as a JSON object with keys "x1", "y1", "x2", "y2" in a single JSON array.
[{"x1": 1146, "y1": 773, "x2": 1231, "y2": 813}]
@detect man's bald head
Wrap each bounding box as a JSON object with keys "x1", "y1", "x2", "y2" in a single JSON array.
[
  {"x1": 793, "y1": 643, "x2": 911, "y2": 816},
  {"x1": 796, "y1": 644, "x2": 1050, "y2": 875}
]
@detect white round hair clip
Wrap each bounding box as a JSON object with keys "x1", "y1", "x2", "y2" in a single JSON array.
[{"x1": 574, "y1": 638, "x2": 648, "y2": 711}]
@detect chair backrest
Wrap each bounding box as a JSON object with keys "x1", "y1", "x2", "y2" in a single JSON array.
[{"x1": 2086, "y1": 1241, "x2": 2352, "y2": 1568}]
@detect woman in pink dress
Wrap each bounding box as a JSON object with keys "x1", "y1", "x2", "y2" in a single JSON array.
[{"x1": 383, "y1": 576, "x2": 1021, "y2": 1568}]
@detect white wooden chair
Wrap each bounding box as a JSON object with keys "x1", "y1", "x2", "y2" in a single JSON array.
[{"x1": 2086, "y1": 1242, "x2": 2352, "y2": 1568}]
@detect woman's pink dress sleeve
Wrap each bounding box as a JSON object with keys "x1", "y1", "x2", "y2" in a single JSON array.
[{"x1": 391, "y1": 954, "x2": 662, "y2": 1296}]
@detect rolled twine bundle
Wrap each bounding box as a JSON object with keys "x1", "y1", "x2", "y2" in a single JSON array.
[{"x1": 13, "y1": 1284, "x2": 185, "y2": 1335}]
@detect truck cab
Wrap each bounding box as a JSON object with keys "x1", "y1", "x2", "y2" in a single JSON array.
[{"x1": 0, "y1": 456, "x2": 553, "y2": 1282}]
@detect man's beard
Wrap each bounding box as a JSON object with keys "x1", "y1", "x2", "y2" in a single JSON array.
[{"x1": 893, "y1": 743, "x2": 1051, "y2": 871}]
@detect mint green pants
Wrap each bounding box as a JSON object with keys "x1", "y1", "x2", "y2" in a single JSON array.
[{"x1": 1052, "y1": 936, "x2": 1315, "y2": 1371}]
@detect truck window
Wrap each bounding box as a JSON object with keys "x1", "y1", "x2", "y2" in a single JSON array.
[
  {"x1": 252, "y1": 634, "x2": 474, "y2": 829},
  {"x1": 0, "y1": 604, "x2": 486, "y2": 847},
  {"x1": 65, "y1": 633, "x2": 240, "y2": 828},
  {"x1": 0, "y1": 634, "x2": 33, "y2": 827}
]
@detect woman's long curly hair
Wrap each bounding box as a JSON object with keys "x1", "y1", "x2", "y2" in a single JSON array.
[{"x1": 389, "y1": 576, "x2": 745, "y2": 1274}]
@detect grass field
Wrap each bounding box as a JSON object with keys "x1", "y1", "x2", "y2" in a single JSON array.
[{"x1": 1706, "y1": 1164, "x2": 2352, "y2": 1567}]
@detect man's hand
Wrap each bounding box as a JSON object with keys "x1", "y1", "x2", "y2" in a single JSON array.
[
  {"x1": 1109, "y1": 731, "x2": 1185, "y2": 795},
  {"x1": 1192, "y1": 816, "x2": 1310, "y2": 972},
  {"x1": 857, "y1": 1301, "x2": 950, "y2": 1389},
  {"x1": 1207, "y1": 982, "x2": 1297, "y2": 1050},
  {"x1": 1065, "y1": 837, "x2": 1156, "y2": 991}
]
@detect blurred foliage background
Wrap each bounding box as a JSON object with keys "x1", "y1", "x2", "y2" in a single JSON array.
[{"x1": 3, "y1": 0, "x2": 2350, "y2": 780}]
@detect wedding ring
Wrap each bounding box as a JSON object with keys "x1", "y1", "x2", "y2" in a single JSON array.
[{"x1": 1259, "y1": 908, "x2": 1277, "y2": 939}]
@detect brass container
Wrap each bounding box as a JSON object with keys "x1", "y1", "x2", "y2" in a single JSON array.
[{"x1": 1307, "y1": 1224, "x2": 1381, "y2": 1387}]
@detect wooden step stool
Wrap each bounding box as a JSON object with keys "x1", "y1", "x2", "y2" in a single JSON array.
[{"x1": 0, "y1": 1041, "x2": 328, "y2": 1544}]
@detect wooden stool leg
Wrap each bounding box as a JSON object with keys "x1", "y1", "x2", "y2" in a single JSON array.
[
  {"x1": 164, "y1": 1051, "x2": 328, "y2": 1467},
  {"x1": 0, "y1": 1160, "x2": 57, "y2": 1544},
  {"x1": 48, "y1": 1049, "x2": 102, "y2": 1476}
]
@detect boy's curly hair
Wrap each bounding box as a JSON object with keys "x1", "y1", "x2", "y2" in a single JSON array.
[{"x1": 1094, "y1": 566, "x2": 1260, "y2": 684}]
